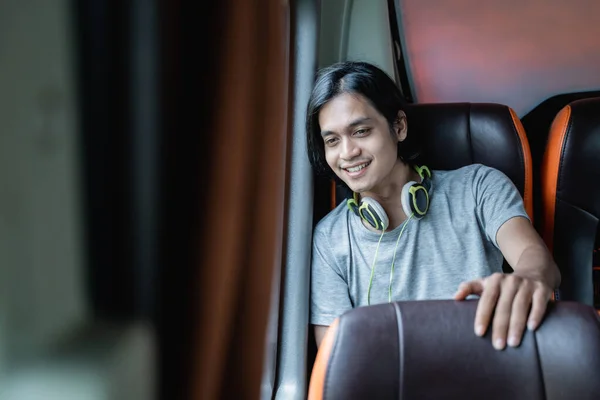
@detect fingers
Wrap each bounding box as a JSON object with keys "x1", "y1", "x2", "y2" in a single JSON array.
[
  {"x1": 486, "y1": 276, "x2": 551, "y2": 351},
  {"x1": 506, "y1": 282, "x2": 533, "y2": 348},
  {"x1": 454, "y1": 279, "x2": 484, "y2": 300},
  {"x1": 473, "y1": 273, "x2": 502, "y2": 337},
  {"x1": 466, "y1": 274, "x2": 552, "y2": 351},
  {"x1": 488, "y1": 275, "x2": 521, "y2": 349},
  {"x1": 527, "y1": 287, "x2": 551, "y2": 331}
]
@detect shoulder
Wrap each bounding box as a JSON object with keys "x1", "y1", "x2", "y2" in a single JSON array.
[
  {"x1": 468, "y1": 163, "x2": 511, "y2": 181},
  {"x1": 467, "y1": 164, "x2": 518, "y2": 195},
  {"x1": 433, "y1": 164, "x2": 512, "y2": 188},
  {"x1": 433, "y1": 163, "x2": 505, "y2": 178},
  {"x1": 313, "y1": 200, "x2": 351, "y2": 239}
]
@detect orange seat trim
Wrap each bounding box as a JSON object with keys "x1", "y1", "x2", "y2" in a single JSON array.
[
  {"x1": 308, "y1": 319, "x2": 340, "y2": 400},
  {"x1": 509, "y1": 108, "x2": 534, "y2": 222},
  {"x1": 541, "y1": 105, "x2": 572, "y2": 253}
]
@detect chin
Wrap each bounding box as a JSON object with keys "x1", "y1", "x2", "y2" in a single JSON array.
[
  {"x1": 346, "y1": 182, "x2": 371, "y2": 194},
  {"x1": 337, "y1": 174, "x2": 374, "y2": 193}
]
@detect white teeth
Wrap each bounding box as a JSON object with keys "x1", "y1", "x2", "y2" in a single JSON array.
[{"x1": 346, "y1": 162, "x2": 369, "y2": 173}]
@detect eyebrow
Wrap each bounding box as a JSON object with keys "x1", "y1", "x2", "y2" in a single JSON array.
[{"x1": 320, "y1": 117, "x2": 372, "y2": 137}]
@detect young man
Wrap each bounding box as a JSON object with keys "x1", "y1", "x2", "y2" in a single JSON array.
[{"x1": 306, "y1": 61, "x2": 560, "y2": 350}]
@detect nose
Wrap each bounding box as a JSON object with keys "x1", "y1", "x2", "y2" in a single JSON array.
[{"x1": 340, "y1": 137, "x2": 360, "y2": 160}]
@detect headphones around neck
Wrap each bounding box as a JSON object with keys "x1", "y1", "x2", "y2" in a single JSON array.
[{"x1": 346, "y1": 165, "x2": 433, "y2": 231}]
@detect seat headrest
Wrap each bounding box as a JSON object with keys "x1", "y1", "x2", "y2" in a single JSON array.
[
  {"x1": 309, "y1": 300, "x2": 600, "y2": 400},
  {"x1": 404, "y1": 102, "x2": 532, "y2": 219}
]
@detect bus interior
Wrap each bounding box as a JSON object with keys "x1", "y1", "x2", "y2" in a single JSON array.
[{"x1": 1, "y1": 0, "x2": 599, "y2": 399}]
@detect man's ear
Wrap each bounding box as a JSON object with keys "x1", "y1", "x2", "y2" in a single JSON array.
[{"x1": 394, "y1": 110, "x2": 408, "y2": 142}]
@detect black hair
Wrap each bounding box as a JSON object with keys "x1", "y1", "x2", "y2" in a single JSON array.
[{"x1": 305, "y1": 61, "x2": 420, "y2": 186}]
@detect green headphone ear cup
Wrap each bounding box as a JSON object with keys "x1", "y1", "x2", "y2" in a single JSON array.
[
  {"x1": 402, "y1": 165, "x2": 432, "y2": 219},
  {"x1": 358, "y1": 197, "x2": 389, "y2": 231},
  {"x1": 401, "y1": 180, "x2": 417, "y2": 217},
  {"x1": 409, "y1": 185, "x2": 429, "y2": 216}
]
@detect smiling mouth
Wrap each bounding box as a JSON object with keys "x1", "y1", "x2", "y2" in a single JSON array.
[{"x1": 343, "y1": 161, "x2": 371, "y2": 173}]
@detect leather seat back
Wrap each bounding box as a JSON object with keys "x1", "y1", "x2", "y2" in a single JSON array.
[
  {"x1": 541, "y1": 97, "x2": 600, "y2": 306},
  {"x1": 404, "y1": 102, "x2": 533, "y2": 219},
  {"x1": 308, "y1": 300, "x2": 600, "y2": 400}
]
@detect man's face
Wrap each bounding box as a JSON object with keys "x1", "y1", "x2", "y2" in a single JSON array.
[{"x1": 319, "y1": 92, "x2": 407, "y2": 193}]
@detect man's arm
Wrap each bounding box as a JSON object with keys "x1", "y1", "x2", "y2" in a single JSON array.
[
  {"x1": 455, "y1": 216, "x2": 561, "y2": 350},
  {"x1": 310, "y1": 227, "x2": 353, "y2": 346},
  {"x1": 497, "y1": 216, "x2": 561, "y2": 288},
  {"x1": 314, "y1": 325, "x2": 328, "y2": 348}
]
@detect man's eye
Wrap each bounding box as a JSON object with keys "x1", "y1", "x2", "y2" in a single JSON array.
[
  {"x1": 354, "y1": 128, "x2": 370, "y2": 136},
  {"x1": 325, "y1": 137, "x2": 338, "y2": 146}
]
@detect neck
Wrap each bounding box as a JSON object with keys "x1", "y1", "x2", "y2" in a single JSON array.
[{"x1": 361, "y1": 161, "x2": 420, "y2": 231}]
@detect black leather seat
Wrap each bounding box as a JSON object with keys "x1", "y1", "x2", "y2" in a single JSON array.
[
  {"x1": 333, "y1": 102, "x2": 534, "y2": 221},
  {"x1": 308, "y1": 300, "x2": 600, "y2": 400},
  {"x1": 405, "y1": 102, "x2": 533, "y2": 219},
  {"x1": 541, "y1": 97, "x2": 600, "y2": 306}
]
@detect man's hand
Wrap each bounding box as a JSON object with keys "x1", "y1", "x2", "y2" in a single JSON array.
[
  {"x1": 454, "y1": 272, "x2": 553, "y2": 350},
  {"x1": 455, "y1": 216, "x2": 560, "y2": 350}
]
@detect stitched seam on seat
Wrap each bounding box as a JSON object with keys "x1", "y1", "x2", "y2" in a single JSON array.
[
  {"x1": 393, "y1": 302, "x2": 404, "y2": 400},
  {"x1": 532, "y1": 328, "x2": 548, "y2": 400}
]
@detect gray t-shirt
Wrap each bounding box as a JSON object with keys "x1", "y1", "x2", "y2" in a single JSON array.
[{"x1": 310, "y1": 164, "x2": 530, "y2": 326}]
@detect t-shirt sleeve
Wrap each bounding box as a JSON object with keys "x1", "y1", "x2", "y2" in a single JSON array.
[
  {"x1": 472, "y1": 165, "x2": 531, "y2": 248},
  {"x1": 310, "y1": 227, "x2": 353, "y2": 326}
]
